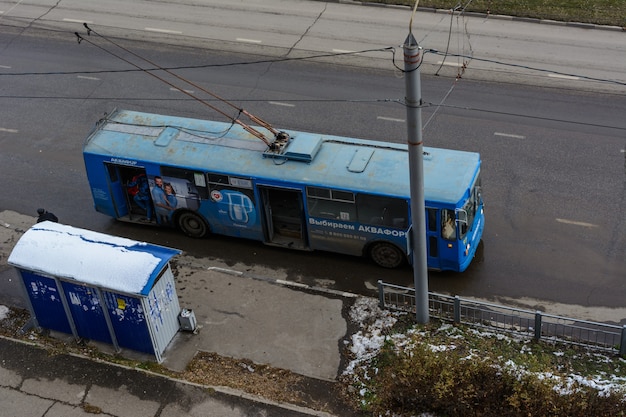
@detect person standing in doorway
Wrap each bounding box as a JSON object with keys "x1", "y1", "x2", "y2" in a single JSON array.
[{"x1": 128, "y1": 173, "x2": 153, "y2": 222}]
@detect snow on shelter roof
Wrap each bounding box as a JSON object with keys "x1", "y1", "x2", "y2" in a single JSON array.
[{"x1": 8, "y1": 222, "x2": 181, "y2": 296}]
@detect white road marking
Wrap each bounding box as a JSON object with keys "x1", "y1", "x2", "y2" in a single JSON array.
[
  {"x1": 170, "y1": 87, "x2": 194, "y2": 94},
  {"x1": 548, "y1": 73, "x2": 580, "y2": 80},
  {"x1": 236, "y1": 38, "x2": 262, "y2": 44},
  {"x1": 0, "y1": 128, "x2": 18, "y2": 133},
  {"x1": 332, "y1": 49, "x2": 356, "y2": 54},
  {"x1": 436, "y1": 60, "x2": 464, "y2": 67},
  {"x1": 145, "y1": 27, "x2": 182, "y2": 34},
  {"x1": 207, "y1": 266, "x2": 243, "y2": 276},
  {"x1": 556, "y1": 218, "x2": 599, "y2": 228},
  {"x1": 77, "y1": 75, "x2": 100, "y2": 80},
  {"x1": 276, "y1": 279, "x2": 308, "y2": 288},
  {"x1": 0, "y1": 65, "x2": 11, "y2": 69},
  {"x1": 377, "y1": 116, "x2": 405, "y2": 123},
  {"x1": 494, "y1": 132, "x2": 525, "y2": 139},
  {"x1": 63, "y1": 18, "x2": 92, "y2": 24},
  {"x1": 268, "y1": 101, "x2": 295, "y2": 107}
]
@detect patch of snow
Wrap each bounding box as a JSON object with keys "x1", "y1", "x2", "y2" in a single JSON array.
[
  {"x1": 0, "y1": 305, "x2": 9, "y2": 320},
  {"x1": 343, "y1": 297, "x2": 626, "y2": 404},
  {"x1": 7, "y1": 222, "x2": 174, "y2": 294}
]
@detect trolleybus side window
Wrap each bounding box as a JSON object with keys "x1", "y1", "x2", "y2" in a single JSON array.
[
  {"x1": 207, "y1": 173, "x2": 255, "y2": 201},
  {"x1": 457, "y1": 207, "x2": 469, "y2": 237},
  {"x1": 356, "y1": 194, "x2": 408, "y2": 229},
  {"x1": 160, "y1": 166, "x2": 210, "y2": 200},
  {"x1": 306, "y1": 187, "x2": 356, "y2": 221},
  {"x1": 457, "y1": 174, "x2": 481, "y2": 238}
]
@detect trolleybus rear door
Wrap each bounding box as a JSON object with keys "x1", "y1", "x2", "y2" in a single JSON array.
[{"x1": 258, "y1": 186, "x2": 308, "y2": 250}]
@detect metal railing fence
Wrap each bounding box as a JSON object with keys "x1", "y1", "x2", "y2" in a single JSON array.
[{"x1": 378, "y1": 280, "x2": 626, "y2": 356}]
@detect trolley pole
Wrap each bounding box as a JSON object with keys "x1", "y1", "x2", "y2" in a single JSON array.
[{"x1": 403, "y1": 32, "x2": 429, "y2": 323}]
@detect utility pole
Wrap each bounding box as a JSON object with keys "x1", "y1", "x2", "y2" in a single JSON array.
[{"x1": 404, "y1": 32, "x2": 429, "y2": 323}]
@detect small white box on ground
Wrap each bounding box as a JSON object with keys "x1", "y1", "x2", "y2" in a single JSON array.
[{"x1": 178, "y1": 308, "x2": 197, "y2": 332}]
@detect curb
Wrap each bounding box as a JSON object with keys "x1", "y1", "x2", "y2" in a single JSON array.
[
  {"x1": 324, "y1": 0, "x2": 625, "y2": 32},
  {"x1": 207, "y1": 266, "x2": 361, "y2": 299}
]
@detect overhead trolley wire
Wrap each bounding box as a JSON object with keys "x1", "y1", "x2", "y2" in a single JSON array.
[{"x1": 75, "y1": 24, "x2": 276, "y2": 146}]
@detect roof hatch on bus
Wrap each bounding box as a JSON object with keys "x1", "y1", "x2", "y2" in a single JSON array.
[
  {"x1": 347, "y1": 148, "x2": 374, "y2": 173},
  {"x1": 263, "y1": 135, "x2": 323, "y2": 163},
  {"x1": 155, "y1": 127, "x2": 180, "y2": 147}
]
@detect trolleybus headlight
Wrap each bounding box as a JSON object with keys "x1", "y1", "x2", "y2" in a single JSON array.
[{"x1": 465, "y1": 243, "x2": 470, "y2": 256}]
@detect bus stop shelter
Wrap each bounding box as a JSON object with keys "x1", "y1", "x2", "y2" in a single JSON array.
[{"x1": 8, "y1": 221, "x2": 182, "y2": 363}]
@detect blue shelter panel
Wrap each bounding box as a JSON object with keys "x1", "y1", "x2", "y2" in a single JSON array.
[
  {"x1": 145, "y1": 266, "x2": 182, "y2": 361},
  {"x1": 61, "y1": 282, "x2": 112, "y2": 344},
  {"x1": 8, "y1": 222, "x2": 183, "y2": 362},
  {"x1": 20, "y1": 271, "x2": 72, "y2": 334},
  {"x1": 102, "y1": 291, "x2": 154, "y2": 354}
]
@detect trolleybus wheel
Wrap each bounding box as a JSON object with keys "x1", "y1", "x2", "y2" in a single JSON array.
[
  {"x1": 177, "y1": 211, "x2": 209, "y2": 238},
  {"x1": 369, "y1": 242, "x2": 404, "y2": 269}
]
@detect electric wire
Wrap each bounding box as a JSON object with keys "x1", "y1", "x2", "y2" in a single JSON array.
[
  {"x1": 82, "y1": 24, "x2": 280, "y2": 138},
  {"x1": 434, "y1": 3, "x2": 463, "y2": 76},
  {"x1": 425, "y1": 0, "x2": 477, "y2": 129},
  {"x1": 0, "y1": 93, "x2": 623, "y2": 132},
  {"x1": 429, "y1": 50, "x2": 626, "y2": 87},
  {"x1": 74, "y1": 28, "x2": 274, "y2": 146},
  {"x1": 0, "y1": 18, "x2": 623, "y2": 134},
  {"x1": 1, "y1": 43, "x2": 623, "y2": 88},
  {"x1": 0, "y1": 47, "x2": 396, "y2": 77}
]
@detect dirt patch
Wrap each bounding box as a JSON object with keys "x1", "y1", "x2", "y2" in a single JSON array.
[
  {"x1": 182, "y1": 352, "x2": 360, "y2": 416},
  {"x1": 0, "y1": 307, "x2": 31, "y2": 338}
]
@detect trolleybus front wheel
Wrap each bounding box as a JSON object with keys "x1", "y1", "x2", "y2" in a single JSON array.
[
  {"x1": 369, "y1": 242, "x2": 405, "y2": 269},
  {"x1": 177, "y1": 211, "x2": 209, "y2": 238}
]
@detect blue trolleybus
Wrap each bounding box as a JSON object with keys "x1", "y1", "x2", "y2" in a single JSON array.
[{"x1": 83, "y1": 109, "x2": 484, "y2": 271}]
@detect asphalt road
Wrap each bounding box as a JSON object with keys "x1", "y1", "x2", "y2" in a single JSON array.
[{"x1": 0, "y1": 1, "x2": 625, "y2": 319}]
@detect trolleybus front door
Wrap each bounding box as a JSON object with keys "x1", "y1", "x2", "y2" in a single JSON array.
[
  {"x1": 104, "y1": 163, "x2": 131, "y2": 219},
  {"x1": 426, "y1": 208, "x2": 441, "y2": 270},
  {"x1": 104, "y1": 163, "x2": 149, "y2": 221}
]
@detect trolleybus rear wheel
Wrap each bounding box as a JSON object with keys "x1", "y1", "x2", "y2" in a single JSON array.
[
  {"x1": 369, "y1": 242, "x2": 404, "y2": 269},
  {"x1": 177, "y1": 211, "x2": 209, "y2": 238}
]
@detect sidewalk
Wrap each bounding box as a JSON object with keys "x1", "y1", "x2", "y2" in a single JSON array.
[
  {"x1": 0, "y1": 336, "x2": 338, "y2": 417},
  {"x1": 163, "y1": 263, "x2": 350, "y2": 379},
  {"x1": 0, "y1": 210, "x2": 357, "y2": 416}
]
